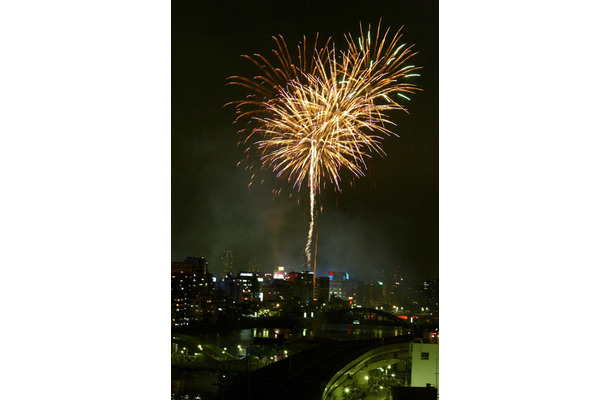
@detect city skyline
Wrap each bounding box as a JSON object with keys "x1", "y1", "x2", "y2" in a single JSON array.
[
  {"x1": 171, "y1": 253, "x2": 440, "y2": 284},
  {"x1": 5, "y1": 1, "x2": 605, "y2": 399},
  {"x1": 172, "y1": 1, "x2": 439, "y2": 282}
]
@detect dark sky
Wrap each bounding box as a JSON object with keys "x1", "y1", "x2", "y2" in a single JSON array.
[{"x1": 172, "y1": 0, "x2": 438, "y2": 281}]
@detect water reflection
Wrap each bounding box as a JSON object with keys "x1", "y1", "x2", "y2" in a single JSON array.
[{"x1": 172, "y1": 323, "x2": 409, "y2": 399}]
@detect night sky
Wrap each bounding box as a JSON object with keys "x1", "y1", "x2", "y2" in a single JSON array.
[{"x1": 172, "y1": 0, "x2": 438, "y2": 281}]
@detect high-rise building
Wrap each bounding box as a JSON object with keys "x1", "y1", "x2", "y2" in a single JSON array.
[
  {"x1": 245, "y1": 255, "x2": 260, "y2": 273},
  {"x1": 171, "y1": 266, "x2": 193, "y2": 327},
  {"x1": 315, "y1": 276, "x2": 330, "y2": 303},
  {"x1": 171, "y1": 257, "x2": 213, "y2": 326},
  {"x1": 287, "y1": 271, "x2": 314, "y2": 305},
  {"x1": 350, "y1": 279, "x2": 366, "y2": 306},
  {"x1": 364, "y1": 280, "x2": 386, "y2": 307},
  {"x1": 388, "y1": 265, "x2": 406, "y2": 307},
  {"x1": 221, "y1": 249, "x2": 234, "y2": 278},
  {"x1": 402, "y1": 279, "x2": 439, "y2": 314},
  {"x1": 236, "y1": 271, "x2": 260, "y2": 302},
  {"x1": 420, "y1": 279, "x2": 439, "y2": 314},
  {"x1": 328, "y1": 271, "x2": 349, "y2": 300}
]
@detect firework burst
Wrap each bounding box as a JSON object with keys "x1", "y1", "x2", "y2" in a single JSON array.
[{"x1": 228, "y1": 22, "x2": 421, "y2": 271}]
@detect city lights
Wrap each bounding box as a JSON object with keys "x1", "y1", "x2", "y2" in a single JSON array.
[{"x1": 171, "y1": 2, "x2": 439, "y2": 400}]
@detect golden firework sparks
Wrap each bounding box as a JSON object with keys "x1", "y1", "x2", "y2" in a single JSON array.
[{"x1": 228, "y1": 22, "x2": 421, "y2": 270}]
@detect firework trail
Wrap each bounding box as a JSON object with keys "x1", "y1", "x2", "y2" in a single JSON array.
[{"x1": 228, "y1": 21, "x2": 420, "y2": 270}]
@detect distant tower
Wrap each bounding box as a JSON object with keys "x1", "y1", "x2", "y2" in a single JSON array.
[
  {"x1": 246, "y1": 255, "x2": 260, "y2": 273},
  {"x1": 390, "y1": 265, "x2": 406, "y2": 306},
  {"x1": 221, "y1": 249, "x2": 234, "y2": 278}
]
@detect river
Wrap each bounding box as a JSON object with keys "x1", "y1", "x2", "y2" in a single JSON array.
[{"x1": 171, "y1": 322, "x2": 411, "y2": 399}]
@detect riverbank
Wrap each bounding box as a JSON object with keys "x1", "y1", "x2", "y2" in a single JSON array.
[{"x1": 171, "y1": 316, "x2": 302, "y2": 335}]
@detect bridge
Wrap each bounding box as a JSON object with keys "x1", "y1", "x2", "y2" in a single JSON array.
[{"x1": 320, "y1": 308, "x2": 413, "y2": 326}]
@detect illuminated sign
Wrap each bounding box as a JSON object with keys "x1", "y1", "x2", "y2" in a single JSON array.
[{"x1": 273, "y1": 273, "x2": 285, "y2": 280}]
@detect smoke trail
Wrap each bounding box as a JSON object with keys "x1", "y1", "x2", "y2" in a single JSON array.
[{"x1": 305, "y1": 143, "x2": 317, "y2": 270}]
